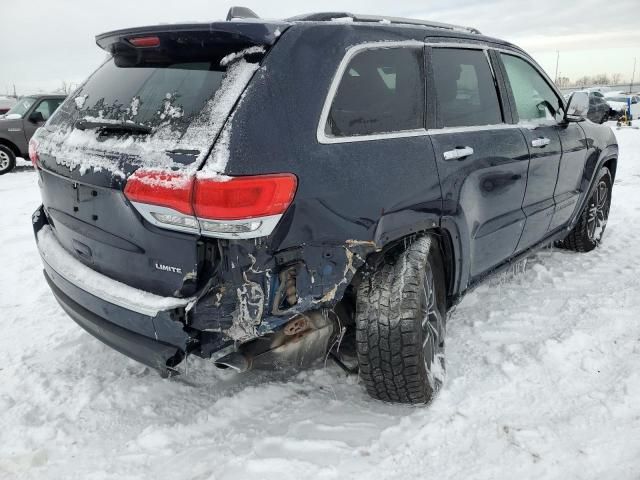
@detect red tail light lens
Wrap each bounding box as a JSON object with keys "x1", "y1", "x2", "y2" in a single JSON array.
[
  {"x1": 128, "y1": 36, "x2": 160, "y2": 48},
  {"x1": 29, "y1": 139, "x2": 39, "y2": 168},
  {"x1": 123, "y1": 169, "x2": 297, "y2": 238},
  {"x1": 124, "y1": 170, "x2": 194, "y2": 215},
  {"x1": 194, "y1": 174, "x2": 297, "y2": 220}
]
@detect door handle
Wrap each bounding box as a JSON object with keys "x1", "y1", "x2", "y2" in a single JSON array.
[
  {"x1": 531, "y1": 137, "x2": 551, "y2": 148},
  {"x1": 443, "y1": 146, "x2": 474, "y2": 160}
]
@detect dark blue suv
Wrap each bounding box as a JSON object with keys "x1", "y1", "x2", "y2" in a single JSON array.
[{"x1": 31, "y1": 8, "x2": 618, "y2": 404}]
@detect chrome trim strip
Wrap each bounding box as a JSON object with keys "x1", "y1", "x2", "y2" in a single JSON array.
[
  {"x1": 317, "y1": 40, "x2": 518, "y2": 144},
  {"x1": 427, "y1": 124, "x2": 520, "y2": 135},
  {"x1": 37, "y1": 226, "x2": 193, "y2": 317},
  {"x1": 426, "y1": 41, "x2": 488, "y2": 50},
  {"x1": 316, "y1": 40, "x2": 425, "y2": 145}
]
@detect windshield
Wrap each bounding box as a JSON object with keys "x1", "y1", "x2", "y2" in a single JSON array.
[{"x1": 6, "y1": 97, "x2": 36, "y2": 118}]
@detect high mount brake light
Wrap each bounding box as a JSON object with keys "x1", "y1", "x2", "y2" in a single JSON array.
[
  {"x1": 124, "y1": 170, "x2": 297, "y2": 239},
  {"x1": 29, "y1": 139, "x2": 39, "y2": 168},
  {"x1": 128, "y1": 36, "x2": 160, "y2": 48}
]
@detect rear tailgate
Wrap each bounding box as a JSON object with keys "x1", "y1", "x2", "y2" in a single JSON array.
[{"x1": 34, "y1": 21, "x2": 287, "y2": 297}]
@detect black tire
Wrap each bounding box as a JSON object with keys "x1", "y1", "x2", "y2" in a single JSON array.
[
  {"x1": 557, "y1": 167, "x2": 612, "y2": 252},
  {"x1": 355, "y1": 235, "x2": 447, "y2": 404},
  {"x1": 0, "y1": 145, "x2": 16, "y2": 175}
]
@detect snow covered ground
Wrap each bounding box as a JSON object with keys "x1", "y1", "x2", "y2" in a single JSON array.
[{"x1": 1, "y1": 126, "x2": 639, "y2": 480}]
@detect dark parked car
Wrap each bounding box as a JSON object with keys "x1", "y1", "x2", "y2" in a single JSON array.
[
  {"x1": 586, "y1": 91, "x2": 609, "y2": 123},
  {"x1": 0, "y1": 94, "x2": 65, "y2": 174},
  {"x1": 31, "y1": 9, "x2": 618, "y2": 404}
]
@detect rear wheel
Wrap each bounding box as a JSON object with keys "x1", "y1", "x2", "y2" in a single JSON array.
[
  {"x1": 0, "y1": 145, "x2": 16, "y2": 175},
  {"x1": 355, "y1": 235, "x2": 446, "y2": 404},
  {"x1": 557, "y1": 167, "x2": 612, "y2": 252}
]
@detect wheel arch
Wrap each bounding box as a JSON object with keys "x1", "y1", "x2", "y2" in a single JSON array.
[
  {"x1": 602, "y1": 156, "x2": 617, "y2": 182},
  {"x1": 0, "y1": 138, "x2": 20, "y2": 157},
  {"x1": 357, "y1": 227, "x2": 459, "y2": 309}
]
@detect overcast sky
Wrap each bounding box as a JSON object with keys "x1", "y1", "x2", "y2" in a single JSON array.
[{"x1": 2, "y1": 0, "x2": 638, "y2": 95}]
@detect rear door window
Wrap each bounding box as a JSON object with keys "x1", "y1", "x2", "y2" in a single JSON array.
[
  {"x1": 326, "y1": 47, "x2": 425, "y2": 137},
  {"x1": 500, "y1": 53, "x2": 562, "y2": 123},
  {"x1": 431, "y1": 48, "x2": 503, "y2": 128}
]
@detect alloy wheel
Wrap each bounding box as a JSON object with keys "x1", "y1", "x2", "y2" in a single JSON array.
[
  {"x1": 0, "y1": 150, "x2": 10, "y2": 171},
  {"x1": 587, "y1": 180, "x2": 610, "y2": 243},
  {"x1": 421, "y1": 264, "x2": 445, "y2": 389}
]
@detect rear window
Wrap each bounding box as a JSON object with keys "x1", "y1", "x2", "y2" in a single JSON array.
[
  {"x1": 325, "y1": 47, "x2": 425, "y2": 137},
  {"x1": 41, "y1": 46, "x2": 262, "y2": 177},
  {"x1": 51, "y1": 58, "x2": 227, "y2": 137}
]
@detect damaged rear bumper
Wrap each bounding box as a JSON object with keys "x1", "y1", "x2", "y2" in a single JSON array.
[{"x1": 34, "y1": 207, "x2": 194, "y2": 372}]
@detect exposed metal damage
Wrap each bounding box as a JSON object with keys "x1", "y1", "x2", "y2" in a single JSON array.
[{"x1": 186, "y1": 238, "x2": 378, "y2": 367}]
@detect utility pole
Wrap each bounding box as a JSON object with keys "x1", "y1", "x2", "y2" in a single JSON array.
[
  {"x1": 630, "y1": 57, "x2": 637, "y2": 93},
  {"x1": 554, "y1": 50, "x2": 560, "y2": 84},
  {"x1": 12, "y1": 84, "x2": 17, "y2": 98}
]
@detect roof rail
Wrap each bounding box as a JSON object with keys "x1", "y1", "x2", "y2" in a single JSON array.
[
  {"x1": 226, "y1": 6, "x2": 260, "y2": 21},
  {"x1": 287, "y1": 12, "x2": 481, "y2": 34}
]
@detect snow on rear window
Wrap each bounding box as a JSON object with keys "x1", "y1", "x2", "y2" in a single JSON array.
[{"x1": 38, "y1": 57, "x2": 259, "y2": 178}]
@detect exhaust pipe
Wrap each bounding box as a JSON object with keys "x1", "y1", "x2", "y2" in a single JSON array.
[
  {"x1": 213, "y1": 310, "x2": 335, "y2": 372},
  {"x1": 213, "y1": 351, "x2": 251, "y2": 373}
]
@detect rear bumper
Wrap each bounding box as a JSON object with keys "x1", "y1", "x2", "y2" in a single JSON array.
[{"x1": 33, "y1": 206, "x2": 194, "y2": 372}]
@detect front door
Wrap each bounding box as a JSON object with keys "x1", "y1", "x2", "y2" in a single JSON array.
[
  {"x1": 427, "y1": 46, "x2": 530, "y2": 279},
  {"x1": 498, "y1": 52, "x2": 588, "y2": 239},
  {"x1": 497, "y1": 52, "x2": 566, "y2": 252},
  {"x1": 23, "y1": 98, "x2": 64, "y2": 146}
]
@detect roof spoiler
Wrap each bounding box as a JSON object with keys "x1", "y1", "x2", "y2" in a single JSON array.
[{"x1": 96, "y1": 21, "x2": 287, "y2": 54}]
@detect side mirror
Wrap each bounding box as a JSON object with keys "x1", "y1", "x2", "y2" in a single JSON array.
[
  {"x1": 565, "y1": 91, "x2": 589, "y2": 121},
  {"x1": 29, "y1": 111, "x2": 45, "y2": 123}
]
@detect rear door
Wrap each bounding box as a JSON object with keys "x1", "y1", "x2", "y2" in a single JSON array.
[{"x1": 427, "y1": 45, "x2": 530, "y2": 279}]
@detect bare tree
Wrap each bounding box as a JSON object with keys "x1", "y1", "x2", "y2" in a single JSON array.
[
  {"x1": 58, "y1": 80, "x2": 76, "y2": 95},
  {"x1": 592, "y1": 74, "x2": 611, "y2": 85}
]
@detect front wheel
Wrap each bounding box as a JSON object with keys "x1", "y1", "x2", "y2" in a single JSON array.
[
  {"x1": 557, "y1": 166, "x2": 612, "y2": 252},
  {"x1": 0, "y1": 145, "x2": 16, "y2": 175},
  {"x1": 355, "y1": 235, "x2": 447, "y2": 404}
]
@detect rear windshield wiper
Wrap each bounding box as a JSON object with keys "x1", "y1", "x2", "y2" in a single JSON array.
[{"x1": 74, "y1": 118, "x2": 152, "y2": 135}]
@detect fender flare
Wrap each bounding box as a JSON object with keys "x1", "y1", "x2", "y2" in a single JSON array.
[{"x1": 569, "y1": 145, "x2": 618, "y2": 230}]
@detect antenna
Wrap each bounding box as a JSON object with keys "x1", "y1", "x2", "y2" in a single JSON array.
[{"x1": 226, "y1": 7, "x2": 260, "y2": 21}]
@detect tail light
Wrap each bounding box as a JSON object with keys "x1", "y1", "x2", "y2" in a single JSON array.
[
  {"x1": 29, "y1": 139, "x2": 39, "y2": 168},
  {"x1": 128, "y1": 36, "x2": 160, "y2": 48},
  {"x1": 124, "y1": 169, "x2": 297, "y2": 239}
]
